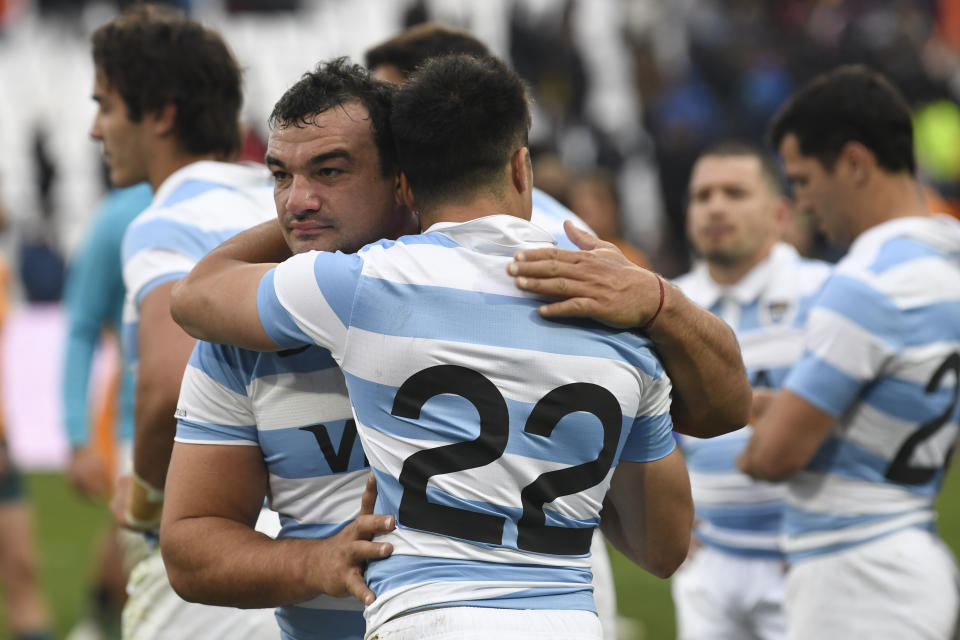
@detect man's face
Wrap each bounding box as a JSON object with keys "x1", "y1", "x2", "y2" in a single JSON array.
[
  {"x1": 686, "y1": 154, "x2": 781, "y2": 268},
  {"x1": 89, "y1": 71, "x2": 149, "y2": 188},
  {"x1": 266, "y1": 102, "x2": 402, "y2": 255},
  {"x1": 779, "y1": 133, "x2": 854, "y2": 246}
]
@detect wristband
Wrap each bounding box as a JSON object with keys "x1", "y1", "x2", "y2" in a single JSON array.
[
  {"x1": 642, "y1": 274, "x2": 665, "y2": 330},
  {"x1": 126, "y1": 471, "x2": 164, "y2": 532}
]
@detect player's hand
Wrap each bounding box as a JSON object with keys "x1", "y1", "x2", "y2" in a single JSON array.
[
  {"x1": 68, "y1": 447, "x2": 109, "y2": 498},
  {"x1": 509, "y1": 220, "x2": 664, "y2": 329},
  {"x1": 308, "y1": 511, "x2": 395, "y2": 605}
]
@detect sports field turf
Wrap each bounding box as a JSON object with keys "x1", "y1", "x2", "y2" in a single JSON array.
[{"x1": 8, "y1": 467, "x2": 960, "y2": 639}]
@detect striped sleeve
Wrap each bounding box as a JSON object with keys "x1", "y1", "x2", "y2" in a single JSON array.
[
  {"x1": 175, "y1": 341, "x2": 258, "y2": 446},
  {"x1": 258, "y1": 250, "x2": 364, "y2": 359},
  {"x1": 619, "y1": 367, "x2": 675, "y2": 463},
  {"x1": 785, "y1": 274, "x2": 898, "y2": 417}
]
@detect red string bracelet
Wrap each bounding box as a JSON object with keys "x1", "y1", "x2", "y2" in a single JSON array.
[{"x1": 642, "y1": 274, "x2": 665, "y2": 330}]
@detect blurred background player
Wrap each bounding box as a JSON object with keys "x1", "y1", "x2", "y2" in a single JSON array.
[
  {"x1": 670, "y1": 141, "x2": 831, "y2": 640},
  {"x1": 88, "y1": 4, "x2": 278, "y2": 637},
  {"x1": 161, "y1": 59, "x2": 414, "y2": 640},
  {"x1": 170, "y1": 53, "x2": 693, "y2": 640},
  {"x1": 567, "y1": 168, "x2": 650, "y2": 268},
  {"x1": 740, "y1": 65, "x2": 960, "y2": 639},
  {"x1": 0, "y1": 210, "x2": 53, "y2": 640},
  {"x1": 61, "y1": 181, "x2": 152, "y2": 640}
]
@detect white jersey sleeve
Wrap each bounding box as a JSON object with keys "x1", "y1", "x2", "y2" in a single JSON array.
[
  {"x1": 176, "y1": 341, "x2": 258, "y2": 446},
  {"x1": 257, "y1": 250, "x2": 364, "y2": 360},
  {"x1": 785, "y1": 273, "x2": 893, "y2": 417}
]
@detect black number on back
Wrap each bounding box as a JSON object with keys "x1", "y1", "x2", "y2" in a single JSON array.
[
  {"x1": 517, "y1": 383, "x2": 622, "y2": 555},
  {"x1": 391, "y1": 365, "x2": 622, "y2": 555},
  {"x1": 885, "y1": 353, "x2": 960, "y2": 485},
  {"x1": 392, "y1": 365, "x2": 509, "y2": 544}
]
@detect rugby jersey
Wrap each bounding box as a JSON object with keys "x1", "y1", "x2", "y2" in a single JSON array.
[
  {"x1": 674, "y1": 243, "x2": 831, "y2": 557},
  {"x1": 783, "y1": 215, "x2": 960, "y2": 562},
  {"x1": 172, "y1": 189, "x2": 597, "y2": 640},
  {"x1": 176, "y1": 342, "x2": 367, "y2": 640},
  {"x1": 256, "y1": 214, "x2": 675, "y2": 633},
  {"x1": 121, "y1": 161, "x2": 275, "y2": 373}
]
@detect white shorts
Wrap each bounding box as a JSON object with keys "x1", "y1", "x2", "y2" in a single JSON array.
[
  {"x1": 366, "y1": 607, "x2": 601, "y2": 640},
  {"x1": 671, "y1": 544, "x2": 786, "y2": 640},
  {"x1": 590, "y1": 530, "x2": 617, "y2": 640},
  {"x1": 786, "y1": 527, "x2": 960, "y2": 640},
  {"x1": 122, "y1": 545, "x2": 279, "y2": 640}
]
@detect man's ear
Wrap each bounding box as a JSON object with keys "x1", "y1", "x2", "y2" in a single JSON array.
[
  {"x1": 397, "y1": 172, "x2": 417, "y2": 210},
  {"x1": 149, "y1": 101, "x2": 178, "y2": 137},
  {"x1": 840, "y1": 141, "x2": 875, "y2": 188},
  {"x1": 511, "y1": 146, "x2": 531, "y2": 195}
]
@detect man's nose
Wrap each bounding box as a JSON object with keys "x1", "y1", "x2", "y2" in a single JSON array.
[{"x1": 286, "y1": 175, "x2": 319, "y2": 214}]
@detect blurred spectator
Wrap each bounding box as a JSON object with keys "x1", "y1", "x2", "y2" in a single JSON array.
[
  {"x1": 567, "y1": 168, "x2": 651, "y2": 268},
  {"x1": 0, "y1": 198, "x2": 54, "y2": 639},
  {"x1": 61, "y1": 181, "x2": 152, "y2": 640}
]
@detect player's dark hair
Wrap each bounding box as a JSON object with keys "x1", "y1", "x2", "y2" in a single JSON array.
[
  {"x1": 364, "y1": 22, "x2": 491, "y2": 80},
  {"x1": 92, "y1": 3, "x2": 243, "y2": 160},
  {"x1": 697, "y1": 140, "x2": 784, "y2": 195},
  {"x1": 268, "y1": 58, "x2": 398, "y2": 178},
  {"x1": 391, "y1": 54, "x2": 531, "y2": 210},
  {"x1": 767, "y1": 65, "x2": 915, "y2": 174}
]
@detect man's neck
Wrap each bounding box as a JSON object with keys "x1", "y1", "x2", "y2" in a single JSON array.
[
  {"x1": 706, "y1": 242, "x2": 776, "y2": 287},
  {"x1": 419, "y1": 194, "x2": 529, "y2": 230},
  {"x1": 148, "y1": 150, "x2": 222, "y2": 192},
  {"x1": 854, "y1": 173, "x2": 930, "y2": 236}
]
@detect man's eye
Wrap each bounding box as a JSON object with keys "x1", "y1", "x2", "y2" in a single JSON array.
[
  {"x1": 272, "y1": 171, "x2": 290, "y2": 183},
  {"x1": 318, "y1": 168, "x2": 343, "y2": 178}
]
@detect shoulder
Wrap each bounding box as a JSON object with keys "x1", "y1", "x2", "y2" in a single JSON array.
[{"x1": 188, "y1": 340, "x2": 260, "y2": 393}]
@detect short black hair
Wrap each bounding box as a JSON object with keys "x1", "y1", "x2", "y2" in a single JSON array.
[
  {"x1": 697, "y1": 140, "x2": 784, "y2": 195},
  {"x1": 391, "y1": 54, "x2": 531, "y2": 210},
  {"x1": 364, "y1": 23, "x2": 491, "y2": 80},
  {"x1": 92, "y1": 3, "x2": 243, "y2": 159},
  {"x1": 269, "y1": 58, "x2": 398, "y2": 177},
  {"x1": 767, "y1": 65, "x2": 915, "y2": 174}
]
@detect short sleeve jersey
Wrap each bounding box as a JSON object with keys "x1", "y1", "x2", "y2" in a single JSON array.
[
  {"x1": 673, "y1": 243, "x2": 831, "y2": 557},
  {"x1": 782, "y1": 215, "x2": 960, "y2": 563},
  {"x1": 121, "y1": 161, "x2": 275, "y2": 374},
  {"x1": 256, "y1": 214, "x2": 675, "y2": 631},
  {"x1": 175, "y1": 340, "x2": 368, "y2": 640}
]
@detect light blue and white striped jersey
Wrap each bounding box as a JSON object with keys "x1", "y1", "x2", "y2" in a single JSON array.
[
  {"x1": 674, "y1": 243, "x2": 831, "y2": 558},
  {"x1": 169, "y1": 189, "x2": 594, "y2": 640},
  {"x1": 121, "y1": 161, "x2": 275, "y2": 373},
  {"x1": 782, "y1": 215, "x2": 960, "y2": 563},
  {"x1": 175, "y1": 342, "x2": 367, "y2": 640},
  {"x1": 256, "y1": 214, "x2": 675, "y2": 632}
]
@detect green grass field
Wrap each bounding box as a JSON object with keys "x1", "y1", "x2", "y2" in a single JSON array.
[{"x1": 7, "y1": 468, "x2": 960, "y2": 639}]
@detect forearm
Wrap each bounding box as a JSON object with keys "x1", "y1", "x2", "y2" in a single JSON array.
[
  {"x1": 170, "y1": 220, "x2": 286, "y2": 347},
  {"x1": 162, "y1": 517, "x2": 330, "y2": 607},
  {"x1": 648, "y1": 284, "x2": 750, "y2": 437},
  {"x1": 132, "y1": 384, "x2": 177, "y2": 490}
]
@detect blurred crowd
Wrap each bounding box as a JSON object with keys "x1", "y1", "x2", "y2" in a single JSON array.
[{"x1": 0, "y1": 0, "x2": 959, "y2": 297}]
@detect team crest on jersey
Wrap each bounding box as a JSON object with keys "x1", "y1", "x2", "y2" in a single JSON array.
[{"x1": 761, "y1": 300, "x2": 793, "y2": 326}]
